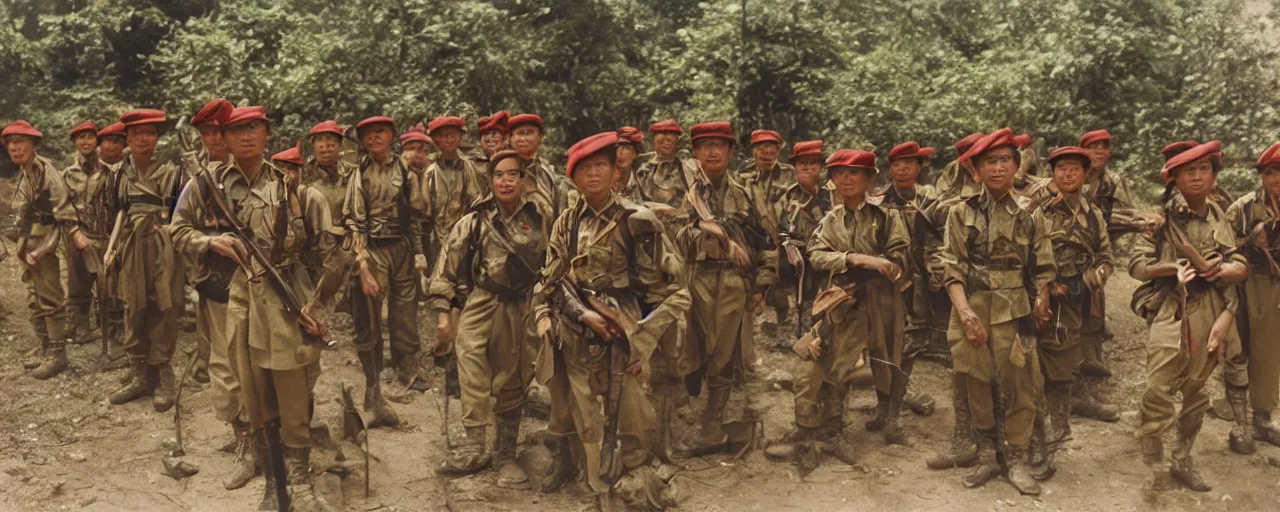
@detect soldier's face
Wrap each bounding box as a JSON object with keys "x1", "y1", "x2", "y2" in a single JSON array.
[
  {"x1": 1262, "y1": 165, "x2": 1280, "y2": 199},
  {"x1": 492, "y1": 158, "x2": 523, "y2": 206},
  {"x1": 197, "y1": 123, "x2": 229, "y2": 161},
  {"x1": 831, "y1": 167, "x2": 870, "y2": 201},
  {"x1": 794, "y1": 157, "x2": 822, "y2": 190},
  {"x1": 359, "y1": 124, "x2": 395, "y2": 156},
  {"x1": 4, "y1": 136, "x2": 37, "y2": 166},
  {"x1": 1052, "y1": 157, "x2": 1087, "y2": 195},
  {"x1": 224, "y1": 121, "x2": 269, "y2": 162},
  {"x1": 98, "y1": 136, "x2": 125, "y2": 163},
  {"x1": 1173, "y1": 157, "x2": 1216, "y2": 201},
  {"x1": 889, "y1": 158, "x2": 922, "y2": 187},
  {"x1": 480, "y1": 130, "x2": 505, "y2": 155},
  {"x1": 977, "y1": 147, "x2": 1016, "y2": 195},
  {"x1": 1085, "y1": 140, "x2": 1112, "y2": 172},
  {"x1": 616, "y1": 144, "x2": 637, "y2": 170},
  {"x1": 73, "y1": 131, "x2": 97, "y2": 156},
  {"x1": 753, "y1": 142, "x2": 780, "y2": 166},
  {"x1": 310, "y1": 134, "x2": 341, "y2": 166},
  {"x1": 510, "y1": 125, "x2": 543, "y2": 158},
  {"x1": 402, "y1": 141, "x2": 430, "y2": 168},
  {"x1": 693, "y1": 138, "x2": 732, "y2": 179},
  {"x1": 126, "y1": 125, "x2": 159, "y2": 157},
  {"x1": 654, "y1": 133, "x2": 678, "y2": 157},
  {"x1": 572, "y1": 152, "x2": 616, "y2": 199},
  {"x1": 277, "y1": 162, "x2": 302, "y2": 185},
  {"x1": 432, "y1": 127, "x2": 462, "y2": 154}
]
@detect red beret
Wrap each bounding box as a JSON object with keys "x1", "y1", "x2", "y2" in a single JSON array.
[
  {"x1": 648, "y1": 119, "x2": 683, "y2": 134},
  {"x1": 220, "y1": 106, "x2": 268, "y2": 128},
  {"x1": 617, "y1": 126, "x2": 644, "y2": 145},
  {"x1": 427, "y1": 116, "x2": 466, "y2": 135},
  {"x1": 826, "y1": 149, "x2": 877, "y2": 173},
  {"x1": 508, "y1": 114, "x2": 544, "y2": 133},
  {"x1": 399, "y1": 130, "x2": 432, "y2": 146},
  {"x1": 1, "y1": 120, "x2": 43, "y2": 140},
  {"x1": 68, "y1": 121, "x2": 98, "y2": 138},
  {"x1": 1079, "y1": 129, "x2": 1111, "y2": 147},
  {"x1": 566, "y1": 131, "x2": 619, "y2": 179},
  {"x1": 888, "y1": 141, "x2": 933, "y2": 161},
  {"x1": 271, "y1": 143, "x2": 305, "y2": 166},
  {"x1": 960, "y1": 128, "x2": 1015, "y2": 163},
  {"x1": 1160, "y1": 140, "x2": 1198, "y2": 160},
  {"x1": 97, "y1": 122, "x2": 126, "y2": 139},
  {"x1": 356, "y1": 116, "x2": 396, "y2": 132},
  {"x1": 191, "y1": 98, "x2": 234, "y2": 127},
  {"x1": 791, "y1": 140, "x2": 823, "y2": 160},
  {"x1": 478, "y1": 111, "x2": 510, "y2": 134},
  {"x1": 308, "y1": 120, "x2": 345, "y2": 138},
  {"x1": 1257, "y1": 142, "x2": 1280, "y2": 171},
  {"x1": 691, "y1": 121, "x2": 734, "y2": 143},
  {"x1": 120, "y1": 109, "x2": 167, "y2": 127},
  {"x1": 1162, "y1": 140, "x2": 1222, "y2": 184},
  {"x1": 750, "y1": 129, "x2": 783, "y2": 145},
  {"x1": 1012, "y1": 133, "x2": 1032, "y2": 149},
  {"x1": 954, "y1": 132, "x2": 984, "y2": 153},
  {"x1": 1046, "y1": 146, "x2": 1091, "y2": 167}
]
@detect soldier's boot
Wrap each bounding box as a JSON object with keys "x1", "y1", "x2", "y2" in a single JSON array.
[
  {"x1": 678, "y1": 386, "x2": 730, "y2": 457},
  {"x1": 31, "y1": 338, "x2": 69, "y2": 380},
  {"x1": 152, "y1": 364, "x2": 177, "y2": 413},
  {"x1": 1169, "y1": 425, "x2": 1211, "y2": 492},
  {"x1": 865, "y1": 391, "x2": 890, "y2": 432},
  {"x1": 790, "y1": 426, "x2": 821, "y2": 478},
  {"x1": 109, "y1": 359, "x2": 153, "y2": 405},
  {"x1": 1005, "y1": 445, "x2": 1042, "y2": 496},
  {"x1": 257, "y1": 431, "x2": 278, "y2": 511},
  {"x1": 652, "y1": 394, "x2": 675, "y2": 463},
  {"x1": 883, "y1": 375, "x2": 909, "y2": 446},
  {"x1": 1044, "y1": 382, "x2": 1073, "y2": 447},
  {"x1": 541, "y1": 434, "x2": 580, "y2": 493},
  {"x1": 1027, "y1": 414, "x2": 1055, "y2": 482},
  {"x1": 904, "y1": 391, "x2": 936, "y2": 416},
  {"x1": 495, "y1": 409, "x2": 530, "y2": 489},
  {"x1": 224, "y1": 421, "x2": 260, "y2": 490},
  {"x1": 23, "y1": 322, "x2": 50, "y2": 369},
  {"x1": 68, "y1": 305, "x2": 93, "y2": 344},
  {"x1": 284, "y1": 446, "x2": 336, "y2": 512},
  {"x1": 960, "y1": 430, "x2": 1001, "y2": 488},
  {"x1": 438, "y1": 425, "x2": 490, "y2": 475},
  {"x1": 1079, "y1": 338, "x2": 1111, "y2": 378},
  {"x1": 358, "y1": 350, "x2": 399, "y2": 428},
  {"x1": 1226, "y1": 385, "x2": 1256, "y2": 455},
  {"x1": 193, "y1": 358, "x2": 210, "y2": 385},
  {"x1": 819, "y1": 386, "x2": 857, "y2": 465},
  {"x1": 1254, "y1": 411, "x2": 1280, "y2": 447},
  {"x1": 395, "y1": 353, "x2": 430, "y2": 392},
  {"x1": 1071, "y1": 392, "x2": 1120, "y2": 423},
  {"x1": 764, "y1": 426, "x2": 807, "y2": 462},
  {"x1": 1140, "y1": 434, "x2": 1174, "y2": 493},
  {"x1": 927, "y1": 374, "x2": 978, "y2": 470}
]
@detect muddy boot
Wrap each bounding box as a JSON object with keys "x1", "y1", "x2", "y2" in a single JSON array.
[
  {"x1": 928, "y1": 374, "x2": 978, "y2": 470},
  {"x1": 1078, "y1": 338, "x2": 1111, "y2": 378},
  {"x1": 865, "y1": 391, "x2": 890, "y2": 432},
  {"x1": 396, "y1": 353, "x2": 430, "y2": 392},
  {"x1": 68, "y1": 305, "x2": 94, "y2": 344},
  {"x1": 1226, "y1": 385, "x2": 1256, "y2": 455},
  {"x1": 541, "y1": 434, "x2": 580, "y2": 493},
  {"x1": 358, "y1": 350, "x2": 399, "y2": 428},
  {"x1": 284, "y1": 446, "x2": 335, "y2": 512},
  {"x1": 1044, "y1": 381, "x2": 1073, "y2": 447},
  {"x1": 820, "y1": 385, "x2": 848, "y2": 438},
  {"x1": 24, "y1": 322, "x2": 50, "y2": 370},
  {"x1": 257, "y1": 432, "x2": 278, "y2": 510},
  {"x1": 1027, "y1": 414, "x2": 1055, "y2": 481},
  {"x1": 1169, "y1": 425, "x2": 1211, "y2": 492},
  {"x1": 677, "y1": 386, "x2": 730, "y2": 457},
  {"x1": 31, "y1": 338, "x2": 69, "y2": 380},
  {"x1": 1140, "y1": 434, "x2": 1173, "y2": 494},
  {"x1": 904, "y1": 391, "x2": 936, "y2": 416},
  {"x1": 1071, "y1": 393, "x2": 1119, "y2": 422},
  {"x1": 224, "y1": 421, "x2": 260, "y2": 490},
  {"x1": 494, "y1": 409, "x2": 530, "y2": 489},
  {"x1": 764, "y1": 426, "x2": 807, "y2": 462},
  {"x1": 1005, "y1": 445, "x2": 1042, "y2": 495},
  {"x1": 652, "y1": 394, "x2": 675, "y2": 463},
  {"x1": 790, "y1": 426, "x2": 821, "y2": 478},
  {"x1": 109, "y1": 359, "x2": 153, "y2": 405},
  {"x1": 1254, "y1": 411, "x2": 1280, "y2": 447},
  {"x1": 193, "y1": 359, "x2": 210, "y2": 385},
  {"x1": 823, "y1": 433, "x2": 858, "y2": 466},
  {"x1": 961, "y1": 430, "x2": 1001, "y2": 488},
  {"x1": 152, "y1": 364, "x2": 177, "y2": 413},
  {"x1": 438, "y1": 426, "x2": 490, "y2": 475}
]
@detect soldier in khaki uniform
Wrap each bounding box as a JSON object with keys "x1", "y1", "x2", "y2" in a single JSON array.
[
  {"x1": 174, "y1": 106, "x2": 340, "y2": 510},
  {"x1": 636, "y1": 119, "x2": 697, "y2": 213},
  {"x1": 60, "y1": 121, "x2": 101, "y2": 344},
  {"x1": 673, "y1": 121, "x2": 777, "y2": 456},
  {"x1": 934, "y1": 132, "x2": 984, "y2": 197},
  {"x1": 1075, "y1": 130, "x2": 1129, "y2": 382},
  {"x1": 418, "y1": 116, "x2": 485, "y2": 269},
  {"x1": 508, "y1": 114, "x2": 575, "y2": 215},
  {"x1": 741, "y1": 130, "x2": 797, "y2": 325},
  {"x1": 5, "y1": 121, "x2": 78, "y2": 380},
  {"x1": 878, "y1": 142, "x2": 939, "y2": 358},
  {"x1": 343, "y1": 116, "x2": 429, "y2": 426},
  {"x1": 614, "y1": 126, "x2": 644, "y2": 201},
  {"x1": 429, "y1": 149, "x2": 551, "y2": 486},
  {"x1": 773, "y1": 140, "x2": 831, "y2": 337},
  {"x1": 107, "y1": 110, "x2": 187, "y2": 412},
  {"x1": 1021, "y1": 147, "x2": 1113, "y2": 481},
  {"x1": 467, "y1": 111, "x2": 509, "y2": 168},
  {"x1": 533, "y1": 132, "x2": 689, "y2": 507},
  {"x1": 303, "y1": 120, "x2": 357, "y2": 219},
  {"x1": 1129, "y1": 141, "x2": 1249, "y2": 493},
  {"x1": 943, "y1": 129, "x2": 1055, "y2": 495},
  {"x1": 1227, "y1": 142, "x2": 1280, "y2": 448}
]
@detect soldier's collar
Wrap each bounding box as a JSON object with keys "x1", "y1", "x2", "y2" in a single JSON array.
[
  {"x1": 580, "y1": 193, "x2": 619, "y2": 218},
  {"x1": 1166, "y1": 191, "x2": 1212, "y2": 219}
]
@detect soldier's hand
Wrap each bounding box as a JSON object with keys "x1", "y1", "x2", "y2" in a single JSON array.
[
  {"x1": 698, "y1": 219, "x2": 728, "y2": 241},
  {"x1": 877, "y1": 260, "x2": 902, "y2": 282},
  {"x1": 1208, "y1": 321, "x2": 1226, "y2": 353},
  {"x1": 626, "y1": 359, "x2": 645, "y2": 378},
  {"x1": 959, "y1": 308, "x2": 987, "y2": 347},
  {"x1": 359, "y1": 262, "x2": 381, "y2": 297},
  {"x1": 1177, "y1": 261, "x2": 1197, "y2": 285},
  {"x1": 1034, "y1": 296, "x2": 1051, "y2": 330},
  {"x1": 415, "y1": 254, "x2": 429, "y2": 274},
  {"x1": 581, "y1": 310, "x2": 612, "y2": 341},
  {"x1": 210, "y1": 234, "x2": 248, "y2": 268},
  {"x1": 72, "y1": 230, "x2": 90, "y2": 250},
  {"x1": 436, "y1": 311, "x2": 455, "y2": 348}
]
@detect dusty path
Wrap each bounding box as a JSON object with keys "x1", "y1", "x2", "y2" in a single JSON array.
[{"x1": 1, "y1": 226, "x2": 1278, "y2": 511}]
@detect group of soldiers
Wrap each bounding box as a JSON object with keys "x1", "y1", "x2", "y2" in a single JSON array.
[{"x1": 5, "y1": 101, "x2": 1280, "y2": 510}]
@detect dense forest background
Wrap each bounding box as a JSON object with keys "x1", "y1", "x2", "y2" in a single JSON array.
[{"x1": 2, "y1": 0, "x2": 1279, "y2": 199}]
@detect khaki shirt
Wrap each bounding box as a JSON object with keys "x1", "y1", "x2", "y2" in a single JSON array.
[
  {"x1": 114, "y1": 155, "x2": 187, "y2": 315},
  {"x1": 1032, "y1": 191, "x2": 1113, "y2": 280},
  {"x1": 15, "y1": 156, "x2": 78, "y2": 239},
  {"x1": 521, "y1": 156, "x2": 575, "y2": 217},
  {"x1": 417, "y1": 156, "x2": 486, "y2": 252},
  {"x1": 1226, "y1": 189, "x2": 1280, "y2": 272},
  {"x1": 807, "y1": 199, "x2": 910, "y2": 283},
  {"x1": 635, "y1": 153, "x2": 697, "y2": 208},
  {"x1": 302, "y1": 157, "x2": 356, "y2": 232},
  {"x1": 778, "y1": 183, "x2": 832, "y2": 243},
  {"x1": 942, "y1": 189, "x2": 1056, "y2": 325},
  {"x1": 1082, "y1": 168, "x2": 1133, "y2": 225},
  {"x1": 741, "y1": 161, "x2": 797, "y2": 242},
  {"x1": 343, "y1": 154, "x2": 425, "y2": 255},
  {"x1": 427, "y1": 196, "x2": 551, "y2": 313},
  {"x1": 676, "y1": 176, "x2": 778, "y2": 290},
  {"x1": 62, "y1": 153, "x2": 116, "y2": 237}
]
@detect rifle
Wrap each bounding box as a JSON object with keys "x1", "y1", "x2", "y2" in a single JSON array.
[
  {"x1": 577, "y1": 288, "x2": 641, "y2": 487},
  {"x1": 172, "y1": 349, "x2": 200, "y2": 457},
  {"x1": 98, "y1": 210, "x2": 126, "y2": 361},
  {"x1": 780, "y1": 234, "x2": 806, "y2": 338}
]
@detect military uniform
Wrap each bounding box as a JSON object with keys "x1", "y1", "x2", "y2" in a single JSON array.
[
  {"x1": 62, "y1": 153, "x2": 123, "y2": 343},
  {"x1": 1226, "y1": 186, "x2": 1280, "y2": 446},
  {"x1": 417, "y1": 155, "x2": 486, "y2": 267},
  {"x1": 742, "y1": 159, "x2": 797, "y2": 319},
  {"x1": 776, "y1": 182, "x2": 833, "y2": 335},
  {"x1": 522, "y1": 155, "x2": 576, "y2": 216},
  {"x1": 878, "y1": 184, "x2": 941, "y2": 352},
  {"x1": 302, "y1": 157, "x2": 356, "y2": 221},
  {"x1": 15, "y1": 154, "x2": 79, "y2": 378}
]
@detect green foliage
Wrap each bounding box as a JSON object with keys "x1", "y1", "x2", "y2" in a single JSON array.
[{"x1": 1, "y1": 0, "x2": 1278, "y2": 202}]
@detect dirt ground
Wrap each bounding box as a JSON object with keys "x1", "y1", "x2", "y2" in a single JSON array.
[{"x1": 2, "y1": 208, "x2": 1279, "y2": 511}]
